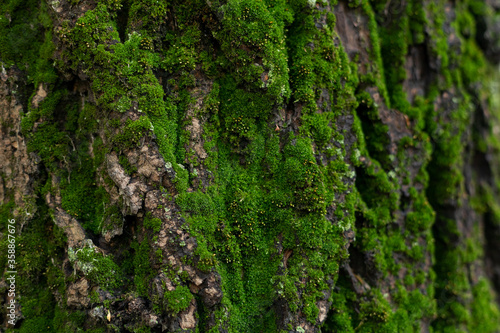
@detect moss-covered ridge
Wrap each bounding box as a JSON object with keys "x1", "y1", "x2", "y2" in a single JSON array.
[{"x1": 323, "y1": 1, "x2": 500, "y2": 332}]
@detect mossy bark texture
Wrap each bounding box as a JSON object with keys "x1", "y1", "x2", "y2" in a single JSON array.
[{"x1": 2, "y1": 0, "x2": 500, "y2": 332}]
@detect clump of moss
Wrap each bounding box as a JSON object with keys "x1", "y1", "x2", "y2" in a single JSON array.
[
  {"x1": 68, "y1": 242, "x2": 123, "y2": 290},
  {"x1": 164, "y1": 285, "x2": 194, "y2": 314},
  {"x1": 0, "y1": 0, "x2": 56, "y2": 86},
  {"x1": 112, "y1": 116, "x2": 153, "y2": 151},
  {"x1": 214, "y1": 0, "x2": 293, "y2": 104},
  {"x1": 131, "y1": 238, "x2": 154, "y2": 297},
  {"x1": 143, "y1": 213, "x2": 162, "y2": 233}
]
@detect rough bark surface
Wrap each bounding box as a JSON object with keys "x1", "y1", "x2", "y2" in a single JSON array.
[{"x1": 1, "y1": 0, "x2": 500, "y2": 332}]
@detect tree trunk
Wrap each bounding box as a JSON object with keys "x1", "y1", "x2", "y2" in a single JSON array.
[{"x1": 1, "y1": 0, "x2": 500, "y2": 332}]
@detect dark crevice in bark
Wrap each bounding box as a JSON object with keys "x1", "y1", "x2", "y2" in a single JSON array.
[
  {"x1": 475, "y1": 12, "x2": 500, "y2": 64},
  {"x1": 355, "y1": 103, "x2": 392, "y2": 170},
  {"x1": 470, "y1": 96, "x2": 500, "y2": 303},
  {"x1": 404, "y1": 43, "x2": 433, "y2": 103},
  {"x1": 98, "y1": 214, "x2": 137, "y2": 256},
  {"x1": 347, "y1": 244, "x2": 378, "y2": 286},
  {"x1": 116, "y1": 0, "x2": 130, "y2": 43},
  {"x1": 484, "y1": 211, "x2": 500, "y2": 302},
  {"x1": 354, "y1": 164, "x2": 384, "y2": 210}
]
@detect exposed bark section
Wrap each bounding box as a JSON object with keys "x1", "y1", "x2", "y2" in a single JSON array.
[
  {"x1": 52, "y1": 208, "x2": 87, "y2": 248},
  {"x1": 334, "y1": 1, "x2": 371, "y2": 75},
  {"x1": 182, "y1": 75, "x2": 215, "y2": 192},
  {"x1": 0, "y1": 67, "x2": 37, "y2": 331},
  {"x1": 0, "y1": 68, "x2": 39, "y2": 223},
  {"x1": 403, "y1": 44, "x2": 429, "y2": 103},
  {"x1": 106, "y1": 152, "x2": 148, "y2": 216}
]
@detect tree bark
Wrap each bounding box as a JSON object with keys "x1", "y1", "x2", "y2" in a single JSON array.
[{"x1": 1, "y1": 0, "x2": 500, "y2": 332}]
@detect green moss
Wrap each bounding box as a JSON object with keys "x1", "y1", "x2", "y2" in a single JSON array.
[
  {"x1": 0, "y1": 201, "x2": 15, "y2": 273},
  {"x1": 0, "y1": 0, "x2": 56, "y2": 85},
  {"x1": 132, "y1": 238, "x2": 154, "y2": 296},
  {"x1": 132, "y1": 327, "x2": 152, "y2": 333},
  {"x1": 18, "y1": 289, "x2": 55, "y2": 332},
  {"x1": 405, "y1": 190, "x2": 435, "y2": 233},
  {"x1": 21, "y1": 90, "x2": 70, "y2": 167},
  {"x1": 100, "y1": 205, "x2": 123, "y2": 234},
  {"x1": 52, "y1": 307, "x2": 86, "y2": 333},
  {"x1": 143, "y1": 213, "x2": 162, "y2": 233},
  {"x1": 118, "y1": 154, "x2": 138, "y2": 175},
  {"x1": 416, "y1": 3, "x2": 500, "y2": 332},
  {"x1": 164, "y1": 285, "x2": 194, "y2": 314},
  {"x1": 68, "y1": 243, "x2": 122, "y2": 290},
  {"x1": 172, "y1": 163, "x2": 189, "y2": 193},
  {"x1": 60, "y1": 163, "x2": 109, "y2": 234},
  {"x1": 361, "y1": 1, "x2": 391, "y2": 108},
  {"x1": 1, "y1": 199, "x2": 70, "y2": 332},
  {"x1": 168, "y1": 3, "x2": 359, "y2": 330},
  {"x1": 47, "y1": 6, "x2": 357, "y2": 329},
  {"x1": 112, "y1": 116, "x2": 153, "y2": 151},
  {"x1": 214, "y1": 0, "x2": 293, "y2": 104},
  {"x1": 323, "y1": 279, "x2": 356, "y2": 332},
  {"x1": 469, "y1": 279, "x2": 500, "y2": 332}
]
